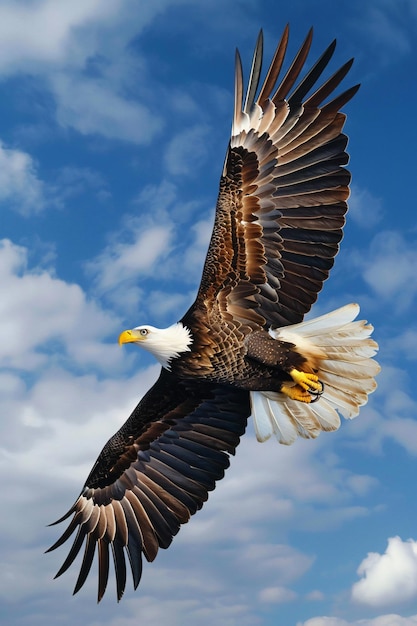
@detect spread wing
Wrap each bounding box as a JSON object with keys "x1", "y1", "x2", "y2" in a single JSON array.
[
  {"x1": 193, "y1": 26, "x2": 359, "y2": 330},
  {"x1": 47, "y1": 370, "x2": 250, "y2": 601}
]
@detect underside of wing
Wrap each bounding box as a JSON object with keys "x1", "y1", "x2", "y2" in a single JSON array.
[
  {"x1": 196, "y1": 25, "x2": 359, "y2": 330},
  {"x1": 47, "y1": 370, "x2": 250, "y2": 601}
]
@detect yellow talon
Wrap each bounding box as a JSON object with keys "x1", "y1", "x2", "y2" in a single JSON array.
[
  {"x1": 281, "y1": 383, "x2": 312, "y2": 403},
  {"x1": 289, "y1": 368, "x2": 322, "y2": 393},
  {"x1": 280, "y1": 369, "x2": 324, "y2": 403}
]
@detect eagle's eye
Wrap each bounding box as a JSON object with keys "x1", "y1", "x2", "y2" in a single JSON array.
[{"x1": 139, "y1": 328, "x2": 149, "y2": 336}]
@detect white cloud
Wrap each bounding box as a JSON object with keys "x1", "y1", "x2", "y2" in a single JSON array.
[
  {"x1": 0, "y1": 0, "x2": 117, "y2": 72},
  {"x1": 239, "y1": 542, "x2": 314, "y2": 584},
  {"x1": 86, "y1": 179, "x2": 187, "y2": 305},
  {"x1": 352, "y1": 536, "x2": 417, "y2": 607},
  {"x1": 0, "y1": 238, "x2": 121, "y2": 370},
  {"x1": 353, "y1": 4, "x2": 412, "y2": 66},
  {"x1": 348, "y1": 186, "x2": 383, "y2": 228},
  {"x1": 305, "y1": 590, "x2": 325, "y2": 601},
  {"x1": 86, "y1": 180, "x2": 214, "y2": 321},
  {"x1": 0, "y1": 363, "x2": 161, "y2": 602},
  {"x1": 182, "y1": 217, "x2": 213, "y2": 274},
  {"x1": 0, "y1": 140, "x2": 45, "y2": 214},
  {"x1": 1, "y1": 414, "x2": 378, "y2": 620},
  {"x1": 258, "y1": 585, "x2": 297, "y2": 603},
  {"x1": 146, "y1": 289, "x2": 194, "y2": 318},
  {"x1": 381, "y1": 417, "x2": 417, "y2": 456},
  {"x1": 51, "y1": 73, "x2": 162, "y2": 143},
  {"x1": 87, "y1": 221, "x2": 174, "y2": 294},
  {"x1": 51, "y1": 165, "x2": 111, "y2": 204},
  {"x1": 0, "y1": 0, "x2": 175, "y2": 75},
  {"x1": 164, "y1": 124, "x2": 210, "y2": 175},
  {"x1": 174, "y1": 425, "x2": 378, "y2": 562},
  {"x1": 362, "y1": 232, "x2": 417, "y2": 310},
  {"x1": 298, "y1": 618, "x2": 348, "y2": 626},
  {"x1": 340, "y1": 362, "x2": 417, "y2": 458},
  {"x1": 299, "y1": 616, "x2": 417, "y2": 626},
  {"x1": 388, "y1": 328, "x2": 417, "y2": 363},
  {"x1": 0, "y1": 0, "x2": 180, "y2": 143},
  {"x1": 103, "y1": 594, "x2": 259, "y2": 626}
]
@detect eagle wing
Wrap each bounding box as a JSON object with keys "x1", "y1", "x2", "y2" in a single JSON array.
[
  {"x1": 47, "y1": 370, "x2": 250, "y2": 601},
  {"x1": 191, "y1": 26, "x2": 359, "y2": 330}
]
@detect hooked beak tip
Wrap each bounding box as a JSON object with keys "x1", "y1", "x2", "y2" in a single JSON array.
[{"x1": 118, "y1": 329, "x2": 134, "y2": 346}]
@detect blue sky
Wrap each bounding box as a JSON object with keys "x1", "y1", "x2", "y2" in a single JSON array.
[{"x1": 1, "y1": 0, "x2": 417, "y2": 625}]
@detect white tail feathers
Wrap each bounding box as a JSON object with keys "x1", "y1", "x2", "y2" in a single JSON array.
[{"x1": 251, "y1": 304, "x2": 380, "y2": 445}]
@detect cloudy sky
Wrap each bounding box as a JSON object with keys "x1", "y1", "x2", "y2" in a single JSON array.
[{"x1": 1, "y1": 0, "x2": 417, "y2": 625}]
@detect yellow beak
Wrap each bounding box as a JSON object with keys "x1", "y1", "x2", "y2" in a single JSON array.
[{"x1": 118, "y1": 329, "x2": 142, "y2": 345}]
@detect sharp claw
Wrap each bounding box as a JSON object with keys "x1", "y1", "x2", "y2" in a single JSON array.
[
  {"x1": 308, "y1": 381, "x2": 324, "y2": 398},
  {"x1": 309, "y1": 389, "x2": 322, "y2": 403}
]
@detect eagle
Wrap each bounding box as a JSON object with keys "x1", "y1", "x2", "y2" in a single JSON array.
[{"x1": 48, "y1": 25, "x2": 380, "y2": 601}]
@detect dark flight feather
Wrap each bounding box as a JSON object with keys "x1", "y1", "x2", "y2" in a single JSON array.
[{"x1": 48, "y1": 371, "x2": 249, "y2": 600}]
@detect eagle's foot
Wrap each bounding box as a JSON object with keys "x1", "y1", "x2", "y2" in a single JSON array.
[
  {"x1": 280, "y1": 383, "x2": 313, "y2": 403},
  {"x1": 281, "y1": 369, "x2": 324, "y2": 403},
  {"x1": 290, "y1": 368, "x2": 323, "y2": 392}
]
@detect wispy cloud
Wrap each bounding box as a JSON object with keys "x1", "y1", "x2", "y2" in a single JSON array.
[
  {"x1": 348, "y1": 185, "x2": 384, "y2": 228},
  {"x1": 0, "y1": 238, "x2": 121, "y2": 370},
  {"x1": 164, "y1": 123, "x2": 211, "y2": 175},
  {"x1": 353, "y1": 231, "x2": 417, "y2": 313},
  {"x1": 258, "y1": 585, "x2": 298, "y2": 604},
  {"x1": 0, "y1": 0, "x2": 178, "y2": 144},
  {"x1": 0, "y1": 140, "x2": 45, "y2": 214},
  {"x1": 351, "y1": 1, "x2": 415, "y2": 66},
  {"x1": 51, "y1": 72, "x2": 162, "y2": 143},
  {"x1": 299, "y1": 615, "x2": 417, "y2": 626},
  {"x1": 0, "y1": 0, "x2": 116, "y2": 72},
  {"x1": 87, "y1": 220, "x2": 174, "y2": 298}
]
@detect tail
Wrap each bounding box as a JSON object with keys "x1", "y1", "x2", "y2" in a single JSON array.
[{"x1": 251, "y1": 303, "x2": 380, "y2": 445}]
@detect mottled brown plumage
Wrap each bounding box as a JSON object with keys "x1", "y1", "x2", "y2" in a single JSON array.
[
  {"x1": 47, "y1": 26, "x2": 379, "y2": 602},
  {"x1": 174, "y1": 25, "x2": 357, "y2": 385}
]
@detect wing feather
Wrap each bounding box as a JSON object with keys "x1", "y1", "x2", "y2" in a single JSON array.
[
  {"x1": 243, "y1": 30, "x2": 263, "y2": 114},
  {"x1": 48, "y1": 370, "x2": 249, "y2": 601},
  {"x1": 97, "y1": 538, "x2": 110, "y2": 601},
  {"x1": 73, "y1": 533, "x2": 96, "y2": 595},
  {"x1": 193, "y1": 26, "x2": 359, "y2": 330}
]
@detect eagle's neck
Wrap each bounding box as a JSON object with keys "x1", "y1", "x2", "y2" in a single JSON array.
[{"x1": 146, "y1": 323, "x2": 193, "y2": 370}]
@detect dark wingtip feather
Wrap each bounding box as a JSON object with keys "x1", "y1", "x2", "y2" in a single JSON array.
[
  {"x1": 97, "y1": 538, "x2": 110, "y2": 603},
  {"x1": 304, "y1": 58, "x2": 356, "y2": 109},
  {"x1": 243, "y1": 29, "x2": 264, "y2": 114},
  {"x1": 257, "y1": 23, "x2": 290, "y2": 108},
  {"x1": 53, "y1": 526, "x2": 86, "y2": 579},
  {"x1": 272, "y1": 26, "x2": 313, "y2": 103},
  {"x1": 73, "y1": 535, "x2": 96, "y2": 595},
  {"x1": 288, "y1": 37, "x2": 337, "y2": 106},
  {"x1": 126, "y1": 535, "x2": 143, "y2": 590},
  {"x1": 322, "y1": 83, "x2": 361, "y2": 114},
  {"x1": 111, "y1": 540, "x2": 127, "y2": 602},
  {"x1": 47, "y1": 505, "x2": 77, "y2": 527},
  {"x1": 45, "y1": 512, "x2": 81, "y2": 553}
]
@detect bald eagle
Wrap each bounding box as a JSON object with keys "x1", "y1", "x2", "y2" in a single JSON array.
[{"x1": 48, "y1": 26, "x2": 379, "y2": 601}]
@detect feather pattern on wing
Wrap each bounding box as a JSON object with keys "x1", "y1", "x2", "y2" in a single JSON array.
[
  {"x1": 192, "y1": 24, "x2": 359, "y2": 333},
  {"x1": 47, "y1": 370, "x2": 249, "y2": 601}
]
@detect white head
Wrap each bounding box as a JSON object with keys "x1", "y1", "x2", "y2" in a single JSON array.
[{"x1": 118, "y1": 322, "x2": 193, "y2": 370}]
